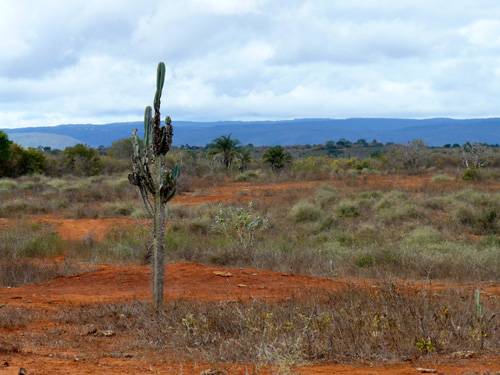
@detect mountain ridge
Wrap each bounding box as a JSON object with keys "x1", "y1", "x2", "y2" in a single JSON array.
[{"x1": 2, "y1": 117, "x2": 500, "y2": 148}]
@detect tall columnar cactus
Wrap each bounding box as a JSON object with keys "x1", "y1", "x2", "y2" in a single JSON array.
[{"x1": 128, "y1": 62, "x2": 179, "y2": 310}]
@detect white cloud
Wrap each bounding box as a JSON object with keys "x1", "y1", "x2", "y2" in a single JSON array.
[{"x1": 1, "y1": 0, "x2": 500, "y2": 128}]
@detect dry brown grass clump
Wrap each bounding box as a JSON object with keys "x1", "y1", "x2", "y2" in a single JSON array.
[{"x1": 52, "y1": 287, "x2": 499, "y2": 365}]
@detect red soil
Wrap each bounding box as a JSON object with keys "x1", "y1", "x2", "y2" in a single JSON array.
[
  {"x1": 1, "y1": 263, "x2": 499, "y2": 374},
  {"x1": 0, "y1": 353, "x2": 498, "y2": 374},
  {"x1": 1, "y1": 262, "x2": 498, "y2": 309},
  {"x1": 173, "y1": 174, "x2": 500, "y2": 206}
]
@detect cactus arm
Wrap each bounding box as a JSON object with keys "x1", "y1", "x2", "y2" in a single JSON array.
[{"x1": 144, "y1": 106, "x2": 153, "y2": 148}]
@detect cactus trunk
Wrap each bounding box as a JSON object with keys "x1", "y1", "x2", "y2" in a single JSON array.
[
  {"x1": 129, "y1": 62, "x2": 179, "y2": 311},
  {"x1": 152, "y1": 172, "x2": 165, "y2": 309}
]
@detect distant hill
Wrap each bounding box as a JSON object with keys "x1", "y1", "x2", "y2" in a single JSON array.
[{"x1": 3, "y1": 118, "x2": 500, "y2": 149}]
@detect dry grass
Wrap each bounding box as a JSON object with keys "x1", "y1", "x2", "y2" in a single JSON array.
[{"x1": 47, "y1": 287, "x2": 500, "y2": 365}]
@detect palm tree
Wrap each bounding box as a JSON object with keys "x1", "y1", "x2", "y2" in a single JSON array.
[
  {"x1": 263, "y1": 146, "x2": 292, "y2": 171},
  {"x1": 208, "y1": 134, "x2": 241, "y2": 169},
  {"x1": 237, "y1": 147, "x2": 252, "y2": 171}
]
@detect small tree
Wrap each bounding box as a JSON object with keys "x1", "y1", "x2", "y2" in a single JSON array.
[
  {"x1": 208, "y1": 134, "x2": 241, "y2": 169},
  {"x1": 263, "y1": 146, "x2": 292, "y2": 172},
  {"x1": 461, "y1": 142, "x2": 488, "y2": 169},
  {"x1": 324, "y1": 140, "x2": 342, "y2": 157},
  {"x1": 63, "y1": 144, "x2": 102, "y2": 176},
  {"x1": 128, "y1": 62, "x2": 179, "y2": 311},
  {"x1": 386, "y1": 139, "x2": 428, "y2": 173},
  {"x1": 237, "y1": 147, "x2": 252, "y2": 171},
  {"x1": 0, "y1": 131, "x2": 12, "y2": 177},
  {"x1": 108, "y1": 138, "x2": 134, "y2": 159}
]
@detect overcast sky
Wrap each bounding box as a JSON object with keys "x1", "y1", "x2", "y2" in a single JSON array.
[{"x1": 2, "y1": 0, "x2": 500, "y2": 128}]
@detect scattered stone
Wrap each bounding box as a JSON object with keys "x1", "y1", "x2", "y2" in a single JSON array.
[
  {"x1": 213, "y1": 271, "x2": 233, "y2": 277},
  {"x1": 96, "y1": 330, "x2": 115, "y2": 337},
  {"x1": 18, "y1": 368, "x2": 27, "y2": 375},
  {"x1": 451, "y1": 350, "x2": 475, "y2": 359},
  {"x1": 200, "y1": 369, "x2": 227, "y2": 375},
  {"x1": 416, "y1": 368, "x2": 437, "y2": 374}
]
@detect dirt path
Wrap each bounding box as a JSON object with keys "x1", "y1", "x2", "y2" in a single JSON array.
[{"x1": 0, "y1": 262, "x2": 498, "y2": 309}]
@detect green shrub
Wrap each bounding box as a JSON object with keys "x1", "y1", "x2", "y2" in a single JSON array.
[
  {"x1": 455, "y1": 206, "x2": 498, "y2": 234},
  {"x1": 314, "y1": 185, "x2": 339, "y2": 208},
  {"x1": 0, "y1": 179, "x2": 17, "y2": 191},
  {"x1": 0, "y1": 222, "x2": 64, "y2": 258},
  {"x1": 377, "y1": 204, "x2": 422, "y2": 224},
  {"x1": 289, "y1": 201, "x2": 322, "y2": 222},
  {"x1": 234, "y1": 170, "x2": 259, "y2": 182},
  {"x1": 374, "y1": 191, "x2": 408, "y2": 211},
  {"x1": 336, "y1": 200, "x2": 360, "y2": 218},
  {"x1": 213, "y1": 203, "x2": 270, "y2": 248},
  {"x1": 402, "y1": 226, "x2": 443, "y2": 245},
  {"x1": 463, "y1": 168, "x2": 481, "y2": 181},
  {"x1": 355, "y1": 254, "x2": 375, "y2": 268}
]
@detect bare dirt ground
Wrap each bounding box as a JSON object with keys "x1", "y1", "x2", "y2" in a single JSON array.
[
  {"x1": 1, "y1": 263, "x2": 499, "y2": 374},
  {"x1": 0, "y1": 262, "x2": 499, "y2": 309},
  {"x1": 1, "y1": 353, "x2": 499, "y2": 375},
  {"x1": 1, "y1": 175, "x2": 500, "y2": 374}
]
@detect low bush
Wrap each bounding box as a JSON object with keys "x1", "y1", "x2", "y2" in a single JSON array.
[
  {"x1": 0, "y1": 222, "x2": 64, "y2": 258},
  {"x1": 289, "y1": 201, "x2": 322, "y2": 222},
  {"x1": 463, "y1": 168, "x2": 482, "y2": 181},
  {"x1": 336, "y1": 199, "x2": 361, "y2": 218}
]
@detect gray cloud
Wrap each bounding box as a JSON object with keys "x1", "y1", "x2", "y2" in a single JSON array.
[{"x1": 1, "y1": 0, "x2": 500, "y2": 128}]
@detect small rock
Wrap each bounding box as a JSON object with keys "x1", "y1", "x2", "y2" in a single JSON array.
[
  {"x1": 97, "y1": 330, "x2": 115, "y2": 337},
  {"x1": 237, "y1": 284, "x2": 247, "y2": 288},
  {"x1": 19, "y1": 368, "x2": 27, "y2": 375},
  {"x1": 2, "y1": 361, "x2": 9, "y2": 367},
  {"x1": 213, "y1": 271, "x2": 232, "y2": 277},
  {"x1": 451, "y1": 350, "x2": 475, "y2": 359},
  {"x1": 416, "y1": 368, "x2": 437, "y2": 374},
  {"x1": 200, "y1": 369, "x2": 227, "y2": 375}
]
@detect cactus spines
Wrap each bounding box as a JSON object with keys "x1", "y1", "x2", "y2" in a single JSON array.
[{"x1": 129, "y1": 62, "x2": 179, "y2": 310}]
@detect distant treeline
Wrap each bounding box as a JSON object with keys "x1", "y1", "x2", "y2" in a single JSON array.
[{"x1": 1, "y1": 130, "x2": 499, "y2": 178}]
